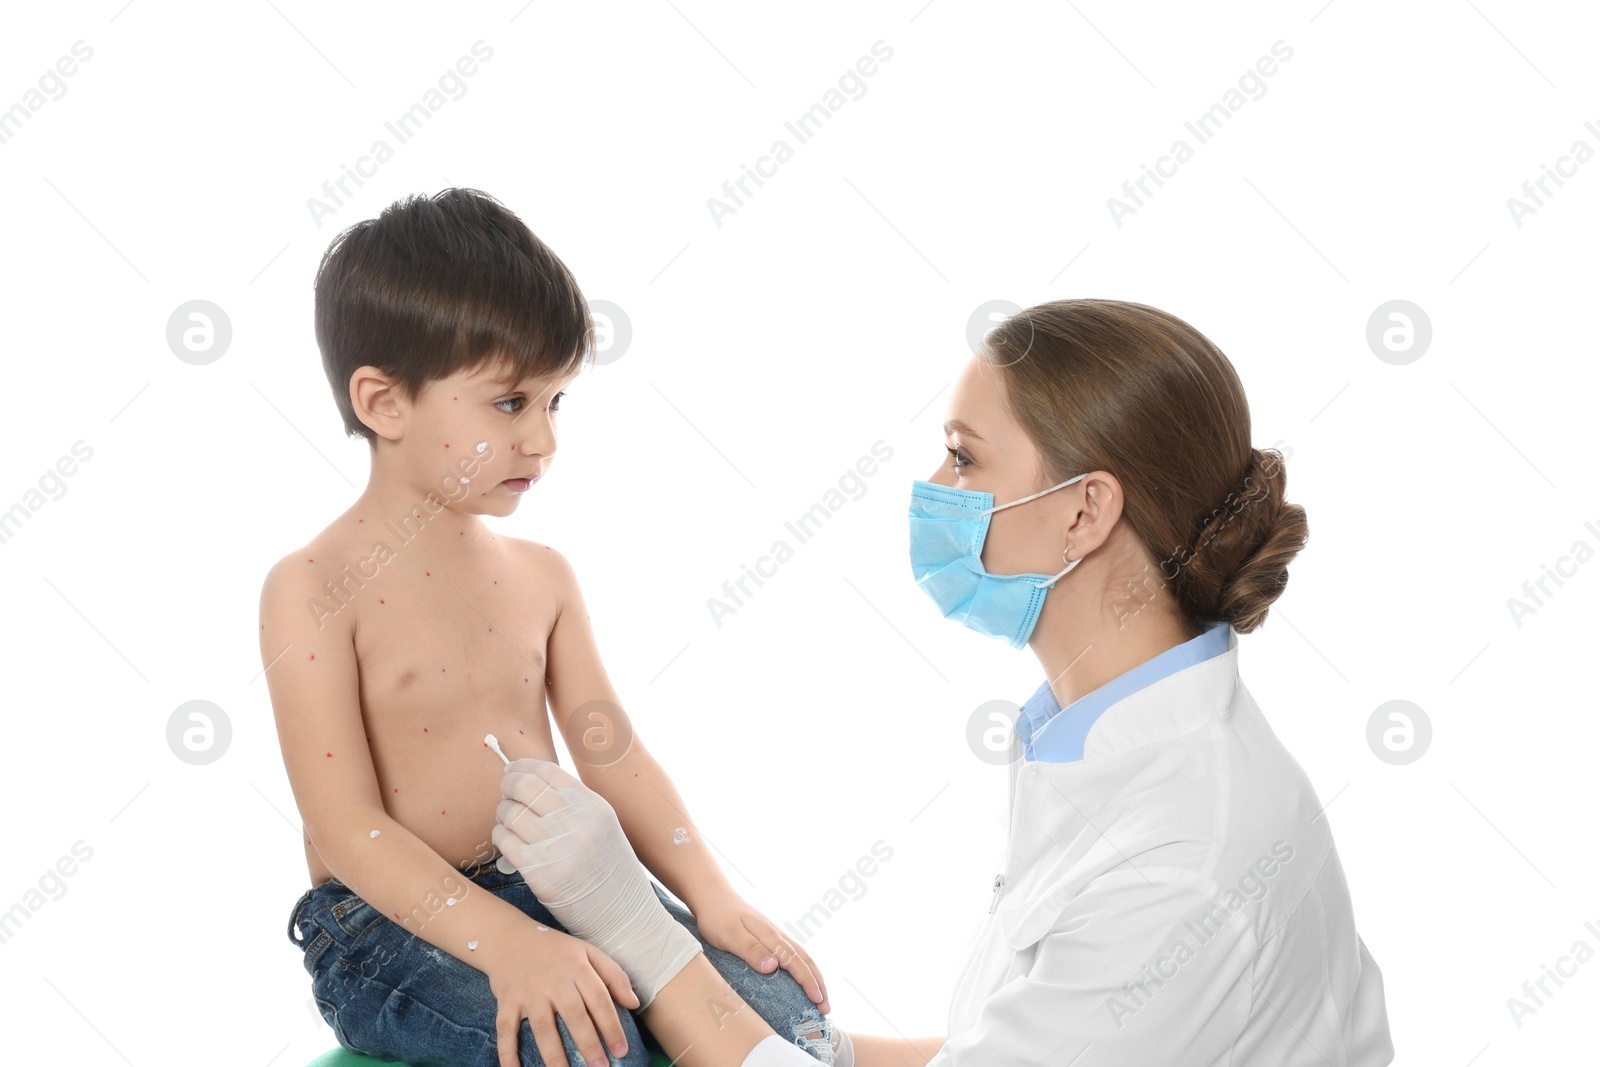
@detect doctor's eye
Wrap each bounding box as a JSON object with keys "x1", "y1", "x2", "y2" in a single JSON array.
[{"x1": 946, "y1": 446, "x2": 971, "y2": 471}]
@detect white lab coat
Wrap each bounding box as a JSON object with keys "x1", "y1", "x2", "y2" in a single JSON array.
[{"x1": 928, "y1": 624, "x2": 1393, "y2": 1066}]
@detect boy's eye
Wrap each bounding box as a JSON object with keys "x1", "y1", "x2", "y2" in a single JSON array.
[
  {"x1": 946, "y1": 445, "x2": 970, "y2": 471},
  {"x1": 494, "y1": 390, "x2": 565, "y2": 416}
]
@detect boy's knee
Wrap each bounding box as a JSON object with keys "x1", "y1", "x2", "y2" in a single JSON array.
[
  {"x1": 753, "y1": 982, "x2": 831, "y2": 1064},
  {"x1": 694, "y1": 939, "x2": 834, "y2": 1061},
  {"x1": 789, "y1": 1006, "x2": 835, "y2": 1064}
]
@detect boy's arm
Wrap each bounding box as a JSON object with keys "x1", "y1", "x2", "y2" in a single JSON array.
[
  {"x1": 258, "y1": 554, "x2": 539, "y2": 980},
  {"x1": 536, "y1": 545, "x2": 734, "y2": 912},
  {"x1": 538, "y1": 543, "x2": 831, "y2": 1011}
]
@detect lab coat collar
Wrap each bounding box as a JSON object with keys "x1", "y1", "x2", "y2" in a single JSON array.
[{"x1": 1081, "y1": 619, "x2": 1239, "y2": 760}]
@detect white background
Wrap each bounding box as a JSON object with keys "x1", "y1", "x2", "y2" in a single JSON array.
[{"x1": 1, "y1": 1, "x2": 1597, "y2": 1064}]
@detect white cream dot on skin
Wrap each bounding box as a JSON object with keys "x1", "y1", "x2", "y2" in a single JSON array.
[
  {"x1": 369, "y1": 829, "x2": 381, "y2": 838},
  {"x1": 672, "y1": 827, "x2": 689, "y2": 845},
  {"x1": 475, "y1": 441, "x2": 488, "y2": 454},
  {"x1": 457, "y1": 477, "x2": 469, "y2": 485},
  {"x1": 467, "y1": 940, "x2": 479, "y2": 950},
  {"x1": 534, "y1": 923, "x2": 548, "y2": 932},
  {"x1": 446, "y1": 897, "x2": 458, "y2": 906}
]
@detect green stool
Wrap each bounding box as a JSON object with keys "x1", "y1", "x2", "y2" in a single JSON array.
[{"x1": 305, "y1": 1046, "x2": 676, "y2": 1066}]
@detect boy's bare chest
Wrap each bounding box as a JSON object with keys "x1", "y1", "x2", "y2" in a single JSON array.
[
  {"x1": 299, "y1": 535, "x2": 566, "y2": 881},
  {"x1": 347, "y1": 543, "x2": 561, "y2": 785}
]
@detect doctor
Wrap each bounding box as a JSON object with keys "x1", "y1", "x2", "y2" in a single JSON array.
[
  {"x1": 495, "y1": 298, "x2": 1395, "y2": 1067},
  {"x1": 901, "y1": 297, "x2": 1393, "y2": 1066}
]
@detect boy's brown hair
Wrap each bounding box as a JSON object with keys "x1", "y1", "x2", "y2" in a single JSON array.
[{"x1": 314, "y1": 187, "x2": 592, "y2": 445}]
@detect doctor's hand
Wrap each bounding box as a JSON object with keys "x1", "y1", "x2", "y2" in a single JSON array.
[
  {"x1": 690, "y1": 886, "x2": 831, "y2": 1015},
  {"x1": 491, "y1": 758, "x2": 702, "y2": 1010}
]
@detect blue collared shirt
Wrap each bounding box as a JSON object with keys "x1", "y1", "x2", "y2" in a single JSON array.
[{"x1": 1015, "y1": 619, "x2": 1232, "y2": 762}]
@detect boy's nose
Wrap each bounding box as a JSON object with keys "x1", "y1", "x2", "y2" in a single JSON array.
[{"x1": 517, "y1": 427, "x2": 557, "y2": 460}]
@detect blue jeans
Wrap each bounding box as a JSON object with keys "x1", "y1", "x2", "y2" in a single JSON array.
[{"x1": 287, "y1": 858, "x2": 833, "y2": 1066}]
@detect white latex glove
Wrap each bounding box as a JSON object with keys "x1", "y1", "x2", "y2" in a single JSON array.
[{"x1": 491, "y1": 758, "x2": 702, "y2": 1008}]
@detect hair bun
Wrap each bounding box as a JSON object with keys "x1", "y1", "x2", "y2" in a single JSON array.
[{"x1": 1207, "y1": 447, "x2": 1306, "y2": 632}]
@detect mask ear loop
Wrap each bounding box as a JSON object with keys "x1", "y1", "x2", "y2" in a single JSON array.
[
  {"x1": 977, "y1": 472, "x2": 1090, "y2": 588},
  {"x1": 1032, "y1": 549, "x2": 1082, "y2": 589},
  {"x1": 977, "y1": 471, "x2": 1088, "y2": 516}
]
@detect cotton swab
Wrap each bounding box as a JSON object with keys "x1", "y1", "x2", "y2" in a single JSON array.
[{"x1": 484, "y1": 732, "x2": 511, "y2": 766}]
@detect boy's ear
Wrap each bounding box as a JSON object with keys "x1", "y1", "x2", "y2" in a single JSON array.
[{"x1": 350, "y1": 365, "x2": 407, "y2": 443}]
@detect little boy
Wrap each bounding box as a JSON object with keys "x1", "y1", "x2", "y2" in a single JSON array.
[{"x1": 263, "y1": 188, "x2": 833, "y2": 1067}]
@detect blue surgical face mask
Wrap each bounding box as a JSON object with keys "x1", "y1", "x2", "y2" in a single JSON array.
[{"x1": 908, "y1": 473, "x2": 1088, "y2": 649}]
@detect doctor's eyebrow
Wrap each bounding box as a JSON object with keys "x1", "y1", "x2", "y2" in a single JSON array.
[{"x1": 944, "y1": 419, "x2": 985, "y2": 441}]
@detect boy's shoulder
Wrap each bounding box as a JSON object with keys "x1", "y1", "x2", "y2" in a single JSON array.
[
  {"x1": 503, "y1": 537, "x2": 595, "y2": 621},
  {"x1": 259, "y1": 515, "x2": 357, "y2": 587},
  {"x1": 257, "y1": 526, "x2": 583, "y2": 615},
  {"x1": 503, "y1": 535, "x2": 577, "y2": 585},
  {"x1": 257, "y1": 512, "x2": 375, "y2": 628}
]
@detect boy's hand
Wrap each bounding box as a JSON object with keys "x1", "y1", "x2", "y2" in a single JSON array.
[
  {"x1": 484, "y1": 923, "x2": 638, "y2": 1067},
  {"x1": 691, "y1": 887, "x2": 831, "y2": 1014}
]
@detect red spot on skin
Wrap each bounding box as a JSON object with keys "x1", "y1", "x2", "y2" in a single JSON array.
[
  {"x1": 379, "y1": 599, "x2": 385, "y2": 604},
  {"x1": 423, "y1": 727, "x2": 428, "y2": 732},
  {"x1": 326, "y1": 752, "x2": 332, "y2": 758},
  {"x1": 358, "y1": 519, "x2": 364, "y2": 523},
  {"x1": 511, "y1": 444, "x2": 517, "y2": 450},
  {"x1": 309, "y1": 653, "x2": 316, "y2": 660},
  {"x1": 441, "y1": 810, "x2": 447, "y2": 814},
  {"x1": 394, "y1": 913, "x2": 401, "y2": 920},
  {"x1": 425, "y1": 571, "x2": 431, "y2": 577},
  {"x1": 519, "y1": 729, "x2": 524, "y2": 734},
  {"x1": 488, "y1": 627, "x2": 492, "y2": 632},
  {"x1": 393, "y1": 788, "x2": 399, "y2": 793},
  {"x1": 445, "y1": 443, "x2": 450, "y2": 448},
  {"x1": 307, "y1": 559, "x2": 314, "y2": 563}
]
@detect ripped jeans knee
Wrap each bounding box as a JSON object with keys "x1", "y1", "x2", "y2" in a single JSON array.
[{"x1": 790, "y1": 1004, "x2": 835, "y2": 1064}]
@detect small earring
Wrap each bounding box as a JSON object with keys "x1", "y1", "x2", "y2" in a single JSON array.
[{"x1": 1062, "y1": 548, "x2": 1074, "y2": 566}]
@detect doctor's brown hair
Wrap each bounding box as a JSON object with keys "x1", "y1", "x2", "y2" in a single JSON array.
[{"x1": 981, "y1": 298, "x2": 1307, "y2": 634}]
